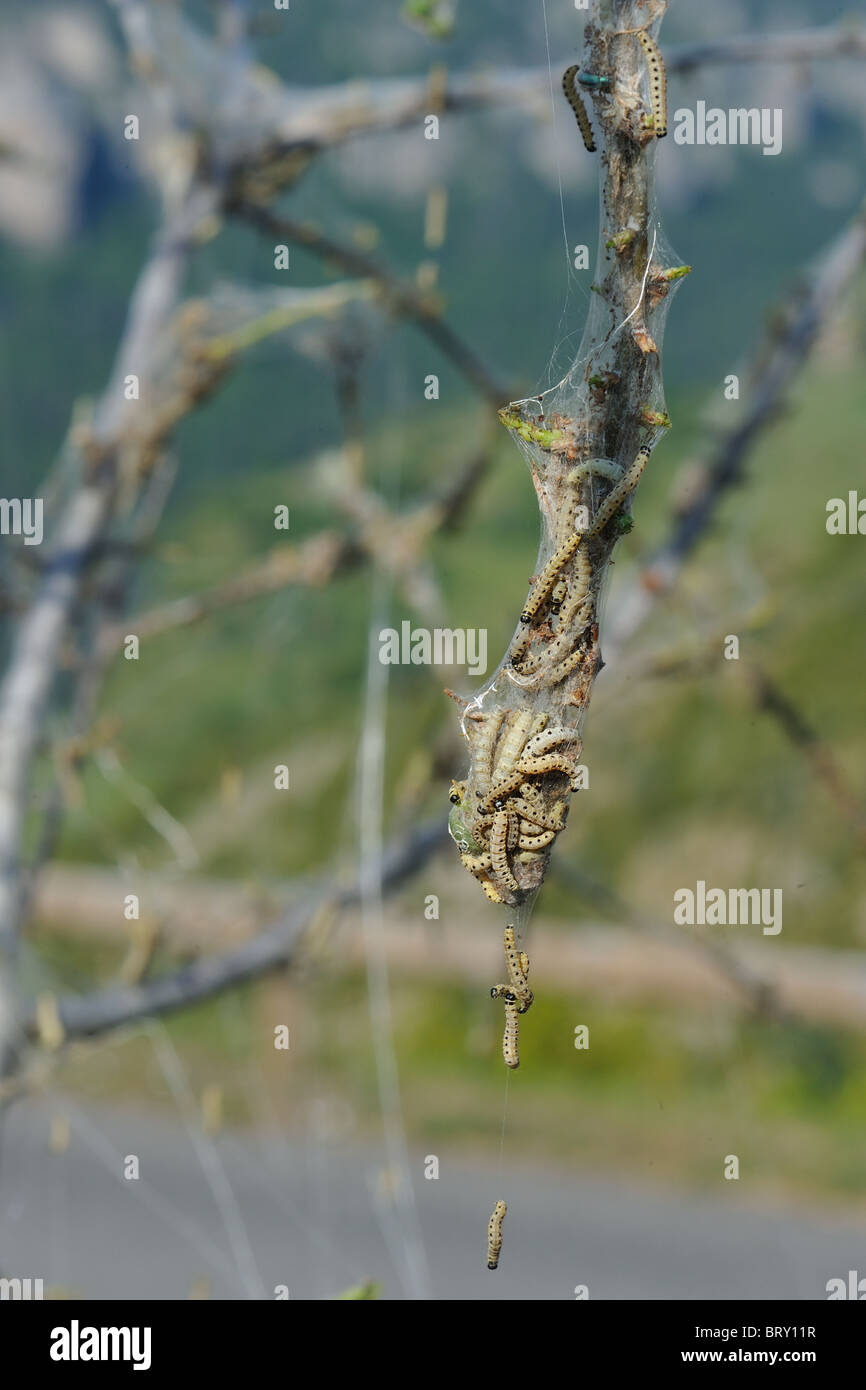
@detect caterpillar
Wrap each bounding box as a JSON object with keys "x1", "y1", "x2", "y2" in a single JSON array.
[
  {"x1": 523, "y1": 726, "x2": 581, "y2": 760},
  {"x1": 567, "y1": 457, "x2": 622, "y2": 490},
  {"x1": 636, "y1": 31, "x2": 667, "y2": 138},
  {"x1": 562, "y1": 65, "x2": 596, "y2": 152},
  {"x1": 460, "y1": 850, "x2": 492, "y2": 874},
  {"x1": 518, "y1": 827, "x2": 556, "y2": 851},
  {"x1": 528, "y1": 597, "x2": 594, "y2": 675},
  {"x1": 491, "y1": 809, "x2": 519, "y2": 892},
  {"x1": 516, "y1": 547, "x2": 594, "y2": 676},
  {"x1": 503, "y1": 925, "x2": 533, "y2": 1012},
  {"x1": 503, "y1": 924, "x2": 527, "y2": 988},
  {"x1": 519, "y1": 789, "x2": 567, "y2": 829},
  {"x1": 492, "y1": 709, "x2": 536, "y2": 784},
  {"x1": 547, "y1": 645, "x2": 590, "y2": 688},
  {"x1": 507, "y1": 627, "x2": 532, "y2": 668},
  {"x1": 511, "y1": 797, "x2": 566, "y2": 833},
  {"x1": 518, "y1": 751, "x2": 582, "y2": 790},
  {"x1": 503, "y1": 1001, "x2": 520, "y2": 1068},
  {"x1": 477, "y1": 770, "x2": 526, "y2": 816},
  {"x1": 520, "y1": 532, "x2": 582, "y2": 625},
  {"x1": 549, "y1": 579, "x2": 568, "y2": 616},
  {"x1": 560, "y1": 461, "x2": 622, "y2": 545},
  {"x1": 471, "y1": 709, "x2": 504, "y2": 789},
  {"x1": 487, "y1": 1200, "x2": 507, "y2": 1269},
  {"x1": 586, "y1": 445, "x2": 651, "y2": 537}
]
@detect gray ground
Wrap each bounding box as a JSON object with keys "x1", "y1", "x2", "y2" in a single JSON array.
[{"x1": 0, "y1": 1099, "x2": 859, "y2": 1301}]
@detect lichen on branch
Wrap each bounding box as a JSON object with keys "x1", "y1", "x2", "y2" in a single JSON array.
[{"x1": 449, "y1": 0, "x2": 689, "y2": 907}]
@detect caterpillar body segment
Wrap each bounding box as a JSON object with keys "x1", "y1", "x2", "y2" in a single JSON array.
[
  {"x1": 503, "y1": 1001, "x2": 520, "y2": 1068},
  {"x1": 487, "y1": 1200, "x2": 507, "y2": 1269},
  {"x1": 562, "y1": 65, "x2": 596, "y2": 152},
  {"x1": 550, "y1": 578, "x2": 567, "y2": 615},
  {"x1": 491, "y1": 810, "x2": 519, "y2": 892},
  {"x1": 503, "y1": 925, "x2": 527, "y2": 989},
  {"x1": 517, "y1": 751, "x2": 579, "y2": 782},
  {"x1": 492, "y1": 710, "x2": 536, "y2": 782},
  {"x1": 523, "y1": 726, "x2": 581, "y2": 760},
  {"x1": 503, "y1": 925, "x2": 533, "y2": 1012},
  {"x1": 472, "y1": 709, "x2": 504, "y2": 788},
  {"x1": 511, "y1": 792, "x2": 566, "y2": 833},
  {"x1": 586, "y1": 446, "x2": 651, "y2": 537},
  {"x1": 480, "y1": 877, "x2": 504, "y2": 904},
  {"x1": 460, "y1": 850, "x2": 492, "y2": 874},
  {"x1": 520, "y1": 533, "x2": 582, "y2": 625},
  {"x1": 477, "y1": 770, "x2": 525, "y2": 817},
  {"x1": 511, "y1": 541, "x2": 594, "y2": 681},
  {"x1": 547, "y1": 646, "x2": 590, "y2": 687},
  {"x1": 518, "y1": 828, "x2": 556, "y2": 851},
  {"x1": 566, "y1": 457, "x2": 622, "y2": 490},
  {"x1": 636, "y1": 30, "x2": 667, "y2": 137},
  {"x1": 535, "y1": 599, "x2": 595, "y2": 673},
  {"x1": 506, "y1": 627, "x2": 532, "y2": 668}
]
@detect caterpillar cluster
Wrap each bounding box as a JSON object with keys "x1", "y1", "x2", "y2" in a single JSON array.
[
  {"x1": 561, "y1": 65, "x2": 596, "y2": 152},
  {"x1": 508, "y1": 444, "x2": 652, "y2": 688},
  {"x1": 448, "y1": 438, "x2": 652, "y2": 903},
  {"x1": 449, "y1": 713, "x2": 577, "y2": 905}
]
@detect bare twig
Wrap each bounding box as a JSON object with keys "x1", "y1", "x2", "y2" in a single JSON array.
[
  {"x1": 266, "y1": 23, "x2": 866, "y2": 152},
  {"x1": 744, "y1": 665, "x2": 866, "y2": 849},
  {"x1": 606, "y1": 201, "x2": 866, "y2": 657},
  {"x1": 22, "y1": 820, "x2": 448, "y2": 1044},
  {"x1": 0, "y1": 190, "x2": 218, "y2": 959},
  {"x1": 231, "y1": 202, "x2": 511, "y2": 405},
  {"x1": 118, "y1": 415, "x2": 501, "y2": 646}
]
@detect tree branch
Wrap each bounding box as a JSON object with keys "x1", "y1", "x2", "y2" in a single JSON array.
[
  {"x1": 606, "y1": 200, "x2": 866, "y2": 657},
  {"x1": 265, "y1": 23, "x2": 866, "y2": 152},
  {"x1": 23, "y1": 820, "x2": 448, "y2": 1043},
  {"x1": 231, "y1": 202, "x2": 512, "y2": 405}
]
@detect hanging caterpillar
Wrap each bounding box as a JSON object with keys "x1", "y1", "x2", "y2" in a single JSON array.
[
  {"x1": 503, "y1": 924, "x2": 533, "y2": 1011},
  {"x1": 503, "y1": 1000, "x2": 520, "y2": 1068},
  {"x1": 503, "y1": 924, "x2": 528, "y2": 989},
  {"x1": 562, "y1": 65, "x2": 596, "y2": 152},
  {"x1": 487, "y1": 1200, "x2": 507, "y2": 1270},
  {"x1": 636, "y1": 31, "x2": 667, "y2": 138}
]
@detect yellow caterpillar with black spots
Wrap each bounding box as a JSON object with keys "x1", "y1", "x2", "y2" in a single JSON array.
[
  {"x1": 562, "y1": 66, "x2": 596, "y2": 153},
  {"x1": 487, "y1": 1200, "x2": 507, "y2": 1269},
  {"x1": 636, "y1": 31, "x2": 667, "y2": 138}
]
